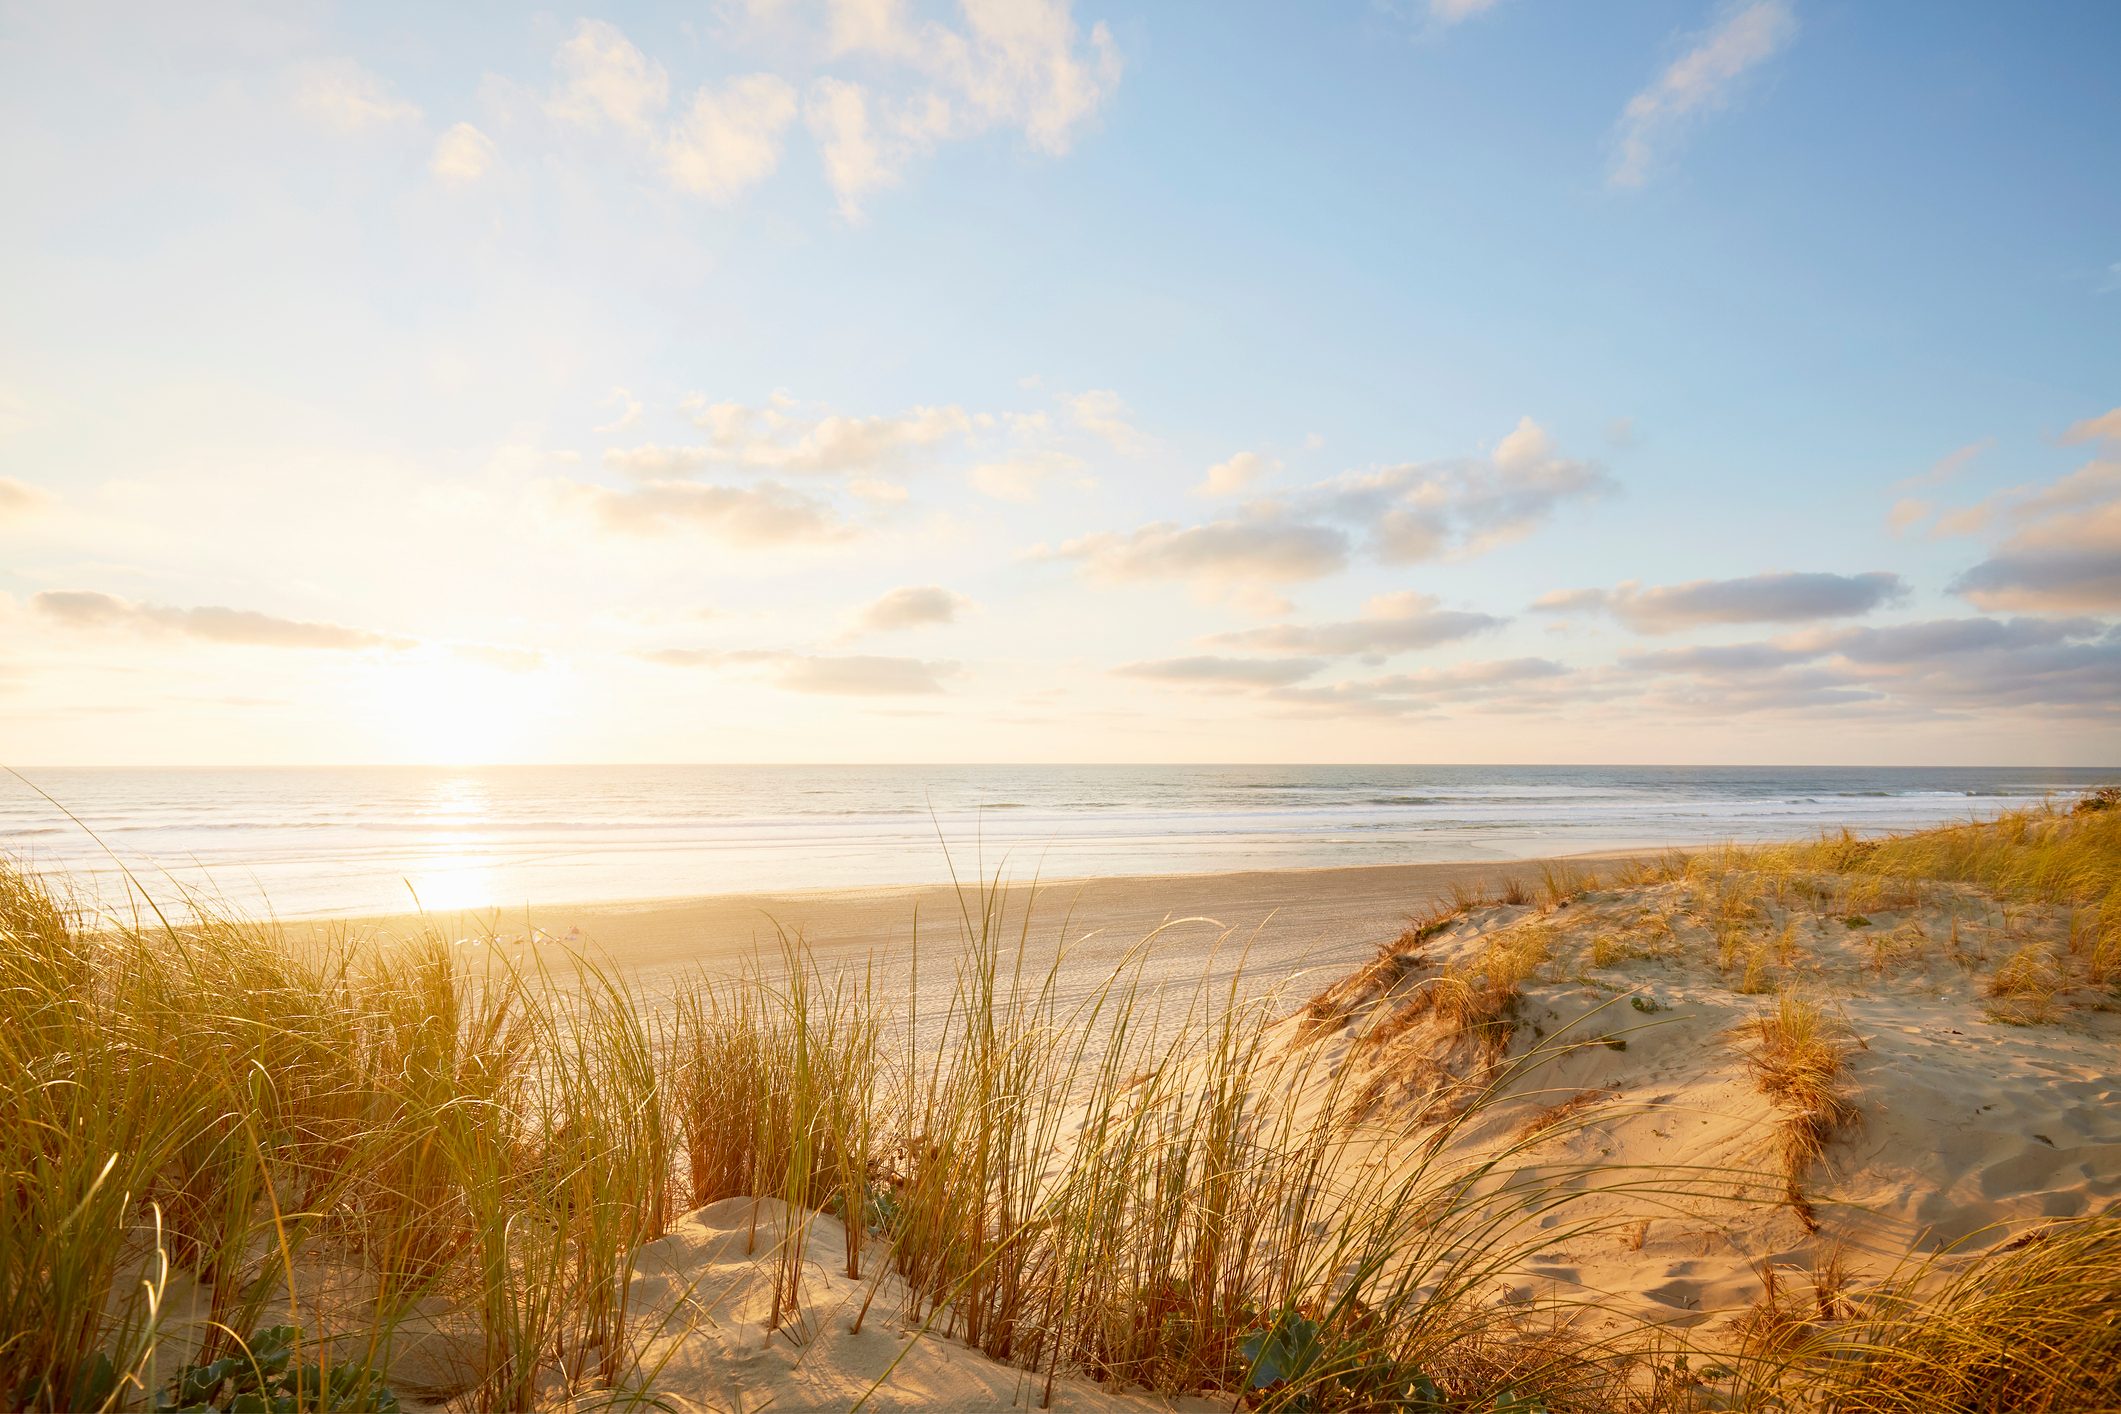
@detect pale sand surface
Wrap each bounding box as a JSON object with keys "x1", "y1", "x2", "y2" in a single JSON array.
[
  {"x1": 1269, "y1": 872, "x2": 2121, "y2": 1330},
  {"x1": 311, "y1": 850, "x2": 1656, "y2": 1019}
]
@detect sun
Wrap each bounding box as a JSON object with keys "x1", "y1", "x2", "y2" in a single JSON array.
[{"x1": 360, "y1": 649, "x2": 562, "y2": 765}]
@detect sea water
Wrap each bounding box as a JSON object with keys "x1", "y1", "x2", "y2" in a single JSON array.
[{"x1": 1, "y1": 763, "x2": 2110, "y2": 920}]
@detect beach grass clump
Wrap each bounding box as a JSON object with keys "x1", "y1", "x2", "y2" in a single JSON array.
[
  {"x1": 1741, "y1": 991, "x2": 1858, "y2": 1232},
  {"x1": 1984, "y1": 943, "x2": 2064, "y2": 1025},
  {"x1": 1764, "y1": 1213, "x2": 2121, "y2": 1413}
]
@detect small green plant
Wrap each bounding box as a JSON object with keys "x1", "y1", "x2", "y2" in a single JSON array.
[
  {"x1": 1239, "y1": 1307, "x2": 1451, "y2": 1411},
  {"x1": 154, "y1": 1328, "x2": 399, "y2": 1414},
  {"x1": 1843, "y1": 915, "x2": 1873, "y2": 929}
]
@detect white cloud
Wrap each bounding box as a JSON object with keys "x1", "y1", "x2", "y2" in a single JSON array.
[
  {"x1": 544, "y1": 5, "x2": 1118, "y2": 215},
  {"x1": 431, "y1": 122, "x2": 496, "y2": 185},
  {"x1": 565, "y1": 478, "x2": 850, "y2": 545},
  {"x1": 1627, "y1": 617, "x2": 2119, "y2": 716},
  {"x1": 806, "y1": 78, "x2": 894, "y2": 220},
  {"x1": 546, "y1": 22, "x2": 794, "y2": 202},
  {"x1": 1887, "y1": 497, "x2": 1931, "y2": 536},
  {"x1": 776, "y1": 653, "x2": 957, "y2": 694},
  {"x1": 1949, "y1": 462, "x2": 2121, "y2": 613},
  {"x1": 602, "y1": 444, "x2": 716, "y2": 476},
  {"x1": 1196, "y1": 451, "x2": 1272, "y2": 498},
  {"x1": 1534, "y1": 571, "x2": 1905, "y2": 633},
  {"x1": 969, "y1": 450, "x2": 1085, "y2": 502},
  {"x1": 0, "y1": 477, "x2": 54, "y2": 519},
  {"x1": 1610, "y1": 1, "x2": 1796, "y2": 188},
  {"x1": 293, "y1": 58, "x2": 422, "y2": 133},
  {"x1": 2061, "y1": 406, "x2": 2121, "y2": 445},
  {"x1": 595, "y1": 387, "x2": 643, "y2": 435},
  {"x1": 666, "y1": 394, "x2": 974, "y2": 474},
  {"x1": 852, "y1": 584, "x2": 972, "y2": 633},
  {"x1": 1115, "y1": 656, "x2": 1325, "y2": 689},
  {"x1": 663, "y1": 74, "x2": 800, "y2": 201},
  {"x1": 1045, "y1": 514, "x2": 1350, "y2": 593},
  {"x1": 830, "y1": 0, "x2": 1124, "y2": 155},
  {"x1": 34, "y1": 590, "x2": 411, "y2": 651},
  {"x1": 641, "y1": 645, "x2": 958, "y2": 695},
  {"x1": 1204, "y1": 591, "x2": 1505, "y2": 659},
  {"x1": 1896, "y1": 438, "x2": 1991, "y2": 491},
  {"x1": 548, "y1": 20, "x2": 669, "y2": 134},
  {"x1": 1067, "y1": 389, "x2": 1139, "y2": 450},
  {"x1": 1044, "y1": 418, "x2": 1604, "y2": 608},
  {"x1": 1268, "y1": 658, "x2": 1572, "y2": 717},
  {"x1": 1310, "y1": 416, "x2": 1611, "y2": 561}
]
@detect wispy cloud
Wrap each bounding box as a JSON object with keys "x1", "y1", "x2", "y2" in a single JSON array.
[
  {"x1": 1535, "y1": 570, "x2": 1904, "y2": 633},
  {"x1": 638, "y1": 647, "x2": 958, "y2": 695},
  {"x1": 624, "y1": 393, "x2": 973, "y2": 476},
  {"x1": 1268, "y1": 657, "x2": 1572, "y2": 717},
  {"x1": 1610, "y1": 1, "x2": 1797, "y2": 188},
  {"x1": 1203, "y1": 592, "x2": 1505, "y2": 660},
  {"x1": 850, "y1": 584, "x2": 972, "y2": 635},
  {"x1": 547, "y1": 19, "x2": 670, "y2": 134},
  {"x1": 1114, "y1": 656, "x2": 1326, "y2": 688},
  {"x1": 1040, "y1": 418, "x2": 1606, "y2": 611},
  {"x1": 0, "y1": 477, "x2": 54, "y2": 519},
  {"x1": 1896, "y1": 438, "x2": 1992, "y2": 491},
  {"x1": 431, "y1": 123, "x2": 496, "y2": 185},
  {"x1": 968, "y1": 450, "x2": 1087, "y2": 502},
  {"x1": 1041, "y1": 514, "x2": 1351, "y2": 601},
  {"x1": 1195, "y1": 451, "x2": 1273, "y2": 498},
  {"x1": 1306, "y1": 417, "x2": 1612, "y2": 562},
  {"x1": 2060, "y1": 406, "x2": 2121, "y2": 445},
  {"x1": 292, "y1": 58, "x2": 422, "y2": 133},
  {"x1": 1067, "y1": 389, "x2": 1140, "y2": 451},
  {"x1": 544, "y1": 5, "x2": 1119, "y2": 218},
  {"x1": 33, "y1": 591, "x2": 412, "y2": 651},
  {"x1": 1627, "y1": 616, "x2": 2119, "y2": 715},
  {"x1": 546, "y1": 20, "x2": 795, "y2": 203},
  {"x1": 1950, "y1": 493, "x2": 2121, "y2": 613},
  {"x1": 594, "y1": 387, "x2": 643, "y2": 435},
  {"x1": 805, "y1": 0, "x2": 1123, "y2": 217},
  {"x1": 663, "y1": 74, "x2": 800, "y2": 202},
  {"x1": 564, "y1": 478, "x2": 850, "y2": 544}
]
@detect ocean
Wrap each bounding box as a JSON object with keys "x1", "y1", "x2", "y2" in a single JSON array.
[{"x1": 1, "y1": 764, "x2": 2111, "y2": 920}]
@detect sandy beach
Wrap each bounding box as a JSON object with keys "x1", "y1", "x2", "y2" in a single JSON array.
[{"x1": 308, "y1": 850, "x2": 1658, "y2": 1016}]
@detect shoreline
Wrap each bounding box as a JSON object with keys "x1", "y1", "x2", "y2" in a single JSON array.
[{"x1": 295, "y1": 848, "x2": 1667, "y2": 1021}]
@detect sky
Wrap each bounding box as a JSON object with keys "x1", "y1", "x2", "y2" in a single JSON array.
[{"x1": 0, "y1": 0, "x2": 2117, "y2": 767}]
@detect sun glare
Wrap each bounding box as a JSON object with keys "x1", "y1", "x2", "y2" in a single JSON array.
[
  {"x1": 401, "y1": 776, "x2": 502, "y2": 913},
  {"x1": 362, "y1": 651, "x2": 561, "y2": 766}
]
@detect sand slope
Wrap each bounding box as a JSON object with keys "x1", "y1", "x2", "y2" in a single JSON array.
[
  {"x1": 620, "y1": 1198, "x2": 1215, "y2": 1413},
  {"x1": 1278, "y1": 873, "x2": 2121, "y2": 1338}
]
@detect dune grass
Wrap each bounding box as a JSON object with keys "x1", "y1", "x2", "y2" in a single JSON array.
[
  {"x1": 1739, "y1": 991, "x2": 1860, "y2": 1234},
  {"x1": 3, "y1": 800, "x2": 2118, "y2": 1412},
  {"x1": 0, "y1": 857, "x2": 1652, "y2": 1412}
]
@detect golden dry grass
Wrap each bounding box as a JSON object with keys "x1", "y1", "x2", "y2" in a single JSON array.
[
  {"x1": 1741, "y1": 992, "x2": 1859, "y2": 1233},
  {"x1": 3, "y1": 797, "x2": 2117, "y2": 1413}
]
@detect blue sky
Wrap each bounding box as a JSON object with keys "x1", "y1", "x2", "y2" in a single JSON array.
[{"x1": 0, "y1": 0, "x2": 2116, "y2": 765}]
